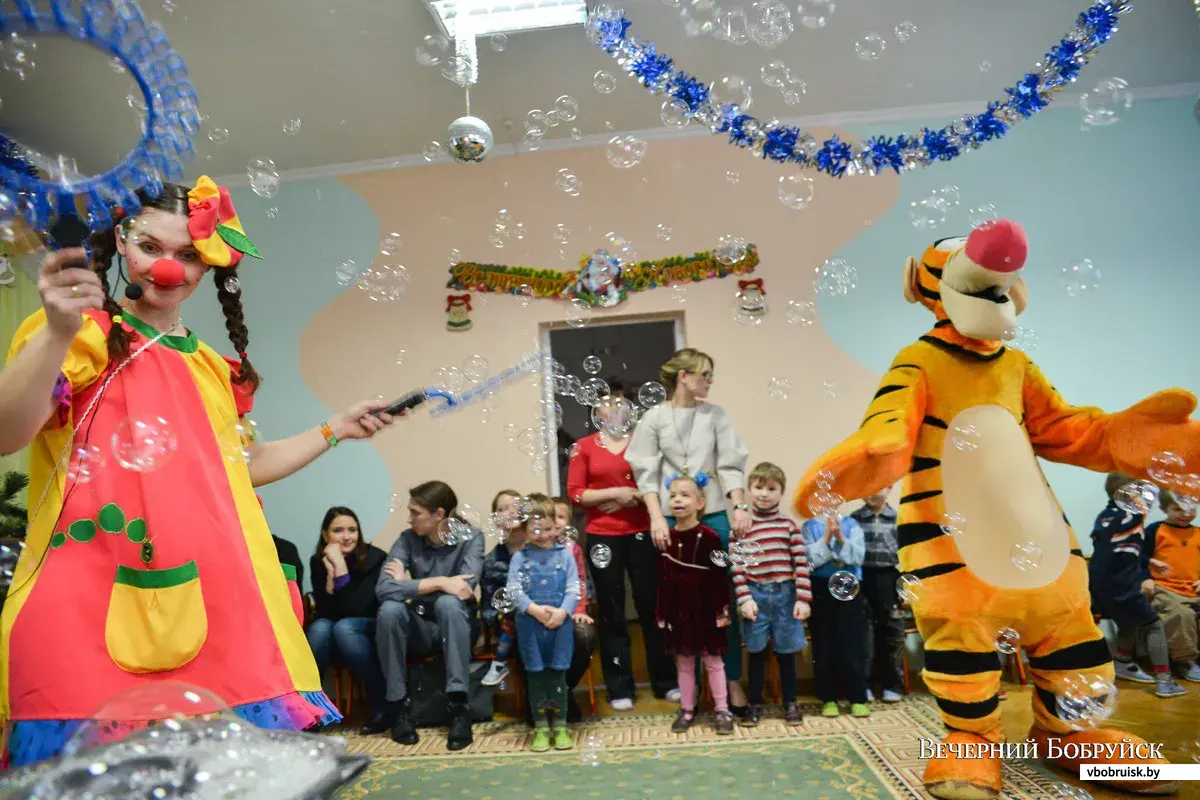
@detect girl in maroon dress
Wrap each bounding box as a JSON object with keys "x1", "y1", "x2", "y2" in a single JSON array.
[{"x1": 656, "y1": 474, "x2": 734, "y2": 734}]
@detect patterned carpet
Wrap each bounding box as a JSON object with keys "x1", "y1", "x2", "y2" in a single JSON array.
[{"x1": 334, "y1": 696, "x2": 1082, "y2": 799}]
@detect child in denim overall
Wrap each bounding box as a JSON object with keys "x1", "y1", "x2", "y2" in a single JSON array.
[{"x1": 508, "y1": 494, "x2": 581, "y2": 751}]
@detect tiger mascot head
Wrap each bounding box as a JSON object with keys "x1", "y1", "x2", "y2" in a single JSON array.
[{"x1": 902, "y1": 219, "x2": 1030, "y2": 341}]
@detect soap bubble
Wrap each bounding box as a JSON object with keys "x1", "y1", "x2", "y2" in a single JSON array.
[
  {"x1": 578, "y1": 733, "x2": 606, "y2": 765},
  {"x1": 111, "y1": 416, "x2": 178, "y2": 472},
  {"x1": 605, "y1": 134, "x2": 647, "y2": 168},
  {"x1": 829, "y1": 570, "x2": 860, "y2": 601},
  {"x1": 710, "y1": 548, "x2": 730, "y2": 568},
  {"x1": 994, "y1": 627, "x2": 1021, "y2": 654},
  {"x1": 815, "y1": 470, "x2": 834, "y2": 491},
  {"x1": 777, "y1": 173, "x2": 815, "y2": 210},
  {"x1": 813, "y1": 258, "x2": 856, "y2": 297},
  {"x1": 766, "y1": 376, "x2": 790, "y2": 400},
  {"x1": 854, "y1": 32, "x2": 886, "y2": 61},
  {"x1": 1010, "y1": 541, "x2": 1043, "y2": 572},
  {"x1": 67, "y1": 444, "x2": 105, "y2": 484},
  {"x1": 1114, "y1": 480, "x2": 1158, "y2": 515},
  {"x1": 582, "y1": 355, "x2": 602, "y2": 375},
  {"x1": 786, "y1": 299, "x2": 817, "y2": 327},
  {"x1": 335, "y1": 259, "x2": 361, "y2": 287},
  {"x1": 592, "y1": 396, "x2": 635, "y2": 438},
  {"x1": 566, "y1": 298, "x2": 592, "y2": 328},
  {"x1": 638, "y1": 382, "x2": 667, "y2": 407},
  {"x1": 660, "y1": 98, "x2": 691, "y2": 127},
  {"x1": 461, "y1": 355, "x2": 489, "y2": 382},
  {"x1": 218, "y1": 417, "x2": 258, "y2": 464},
  {"x1": 283, "y1": 118, "x2": 302, "y2": 135},
  {"x1": 894, "y1": 20, "x2": 917, "y2": 42},
  {"x1": 555, "y1": 95, "x2": 580, "y2": 121},
  {"x1": 896, "y1": 573, "x2": 923, "y2": 605},
  {"x1": 1080, "y1": 77, "x2": 1132, "y2": 127},
  {"x1": 590, "y1": 543, "x2": 613, "y2": 568},
  {"x1": 796, "y1": 0, "x2": 835, "y2": 29},
  {"x1": 1056, "y1": 673, "x2": 1117, "y2": 731},
  {"x1": 64, "y1": 682, "x2": 229, "y2": 756},
  {"x1": 950, "y1": 424, "x2": 980, "y2": 451},
  {"x1": 1148, "y1": 451, "x2": 1186, "y2": 485},
  {"x1": 247, "y1": 158, "x2": 279, "y2": 199},
  {"x1": 714, "y1": 235, "x2": 748, "y2": 266},
  {"x1": 492, "y1": 587, "x2": 516, "y2": 614},
  {"x1": 594, "y1": 70, "x2": 617, "y2": 93},
  {"x1": 939, "y1": 512, "x2": 967, "y2": 536},
  {"x1": 1061, "y1": 259, "x2": 1102, "y2": 297}
]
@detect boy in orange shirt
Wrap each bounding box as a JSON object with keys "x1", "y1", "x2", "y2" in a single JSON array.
[{"x1": 1142, "y1": 490, "x2": 1200, "y2": 682}]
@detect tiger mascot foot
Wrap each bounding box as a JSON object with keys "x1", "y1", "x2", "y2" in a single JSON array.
[
  {"x1": 1027, "y1": 726, "x2": 1178, "y2": 795},
  {"x1": 923, "y1": 731, "x2": 1002, "y2": 800}
]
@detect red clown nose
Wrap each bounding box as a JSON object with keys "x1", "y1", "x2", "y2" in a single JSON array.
[{"x1": 150, "y1": 258, "x2": 186, "y2": 287}]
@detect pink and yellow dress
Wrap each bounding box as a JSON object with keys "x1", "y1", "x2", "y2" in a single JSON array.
[{"x1": 1, "y1": 308, "x2": 338, "y2": 767}]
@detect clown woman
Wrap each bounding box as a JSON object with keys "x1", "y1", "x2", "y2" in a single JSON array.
[{"x1": 0, "y1": 178, "x2": 398, "y2": 766}]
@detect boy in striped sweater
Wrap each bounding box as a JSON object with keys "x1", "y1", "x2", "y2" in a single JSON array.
[{"x1": 732, "y1": 462, "x2": 812, "y2": 725}]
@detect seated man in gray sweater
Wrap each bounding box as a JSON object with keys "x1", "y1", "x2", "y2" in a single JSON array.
[{"x1": 374, "y1": 481, "x2": 484, "y2": 750}]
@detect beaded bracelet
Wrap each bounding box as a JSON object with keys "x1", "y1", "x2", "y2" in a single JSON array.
[{"x1": 320, "y1": 421, "x2": 339, "y2": 448}]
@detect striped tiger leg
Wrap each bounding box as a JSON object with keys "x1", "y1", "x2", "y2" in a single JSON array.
[
  {"x1": 1020, "y1": 601, "x2": 1115, "y2": 735},
  {"x1": 919, "y1": 614, "x2": 1005, "y2": 743}
]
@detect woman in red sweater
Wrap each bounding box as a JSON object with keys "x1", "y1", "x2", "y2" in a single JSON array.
[{"x1": 567, "y1": 382, "x2": 679, "y2": 710}]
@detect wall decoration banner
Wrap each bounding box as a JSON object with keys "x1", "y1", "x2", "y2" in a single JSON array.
[{"x1": 446, "y1": 245, "x2": 759, "y2": 307}]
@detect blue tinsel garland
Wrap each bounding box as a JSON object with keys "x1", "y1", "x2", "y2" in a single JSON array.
[
  {"x1": 0, "y1": 0, "x2": 199, "y2": 233},
  {"x1": 587, "y1": 2, "x2": 1132, "y2": 177}
]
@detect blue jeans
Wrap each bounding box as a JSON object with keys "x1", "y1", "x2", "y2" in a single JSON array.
[
  {"x1": 742, "y1": 581, "x2": 807, "y2": 655},
  {"x1": 666, "y1": 511, "x2": 743, "y2": 681},
  {"x1": 307, "y1": 616, "x2": 387, "y2": 711}
]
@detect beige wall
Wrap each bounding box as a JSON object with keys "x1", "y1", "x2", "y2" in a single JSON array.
[{"x1": 300, "y1": 133, "x2": 902, "y2": 549}]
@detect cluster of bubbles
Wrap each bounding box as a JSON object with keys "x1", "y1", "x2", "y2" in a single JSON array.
[
  {"x1": 759, "y1": 60, "x2": 806, "y2": 106},
  {"x1": 0, "y1": 682, "x2": 365, "y2": 797},
  {"x1": 68, "y1": 415, "x2": 180, "y2": 483},
  {"x1": 333, "y1": 233, "x2": 410, "y2": 301},
  {"x1": 1, "y1": 31, "x2": 36, "y2": 80},
  {"x1": 525, "y1": 95, "x2": 581, "y2": 152}
]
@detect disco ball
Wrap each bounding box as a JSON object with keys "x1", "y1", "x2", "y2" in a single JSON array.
[{"x1": 446, "y1": 115, "x2": 494, "y2": 163}]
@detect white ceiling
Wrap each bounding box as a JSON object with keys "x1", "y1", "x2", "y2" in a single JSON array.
[{"x1": 1, "y1": 0, "x2": 1199, "y2": 183}]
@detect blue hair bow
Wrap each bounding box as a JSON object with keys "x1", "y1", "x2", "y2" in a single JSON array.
[{"x1": 665, "y1": 471, "x2": 710, "y2": 490}]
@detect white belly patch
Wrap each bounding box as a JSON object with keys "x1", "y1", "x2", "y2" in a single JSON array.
[{"x1": 940, "y1": 404, "x2": 1071, "y2": 589}]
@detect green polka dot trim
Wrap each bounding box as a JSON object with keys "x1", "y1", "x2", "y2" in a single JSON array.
[
  {"x1": 68, "y1": 519, "x2": 96, "y2": 543},
  {"x1": 125, "y1": 518, "x2": 148, "y2": 544},
  {"x1": 98, "y1": 503, "x2": 125, "y2": 534},
  {"x1": 50, "y1": 532, "x2": 67, "y2": 549}
]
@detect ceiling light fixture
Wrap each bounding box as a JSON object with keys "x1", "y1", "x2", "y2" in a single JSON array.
[{"x1": 422, "y1": 1, "x2": 590, "y2": 39}]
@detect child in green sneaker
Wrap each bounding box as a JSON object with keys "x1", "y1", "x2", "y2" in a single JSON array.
[{"x1": 509, "y1": 494, "x2": 580, "y2": 751}]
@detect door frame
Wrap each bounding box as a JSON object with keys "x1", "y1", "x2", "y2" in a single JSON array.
[{"x1": 538, "y1": 312, "x2": 685, "y2": 494}]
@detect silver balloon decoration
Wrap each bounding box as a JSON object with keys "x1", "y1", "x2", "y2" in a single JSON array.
[{"x1": 446, "y1": 115, "x2": 494, "y2": 163}]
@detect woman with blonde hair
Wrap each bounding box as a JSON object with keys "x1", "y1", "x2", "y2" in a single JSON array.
[{"x1": 626, "y1": 347, "x2": 751, "y2": 714}]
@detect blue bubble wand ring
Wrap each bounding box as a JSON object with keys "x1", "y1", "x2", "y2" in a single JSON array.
[{"x1": 0, "y1": 0, "x2": 200, "y2": 235}]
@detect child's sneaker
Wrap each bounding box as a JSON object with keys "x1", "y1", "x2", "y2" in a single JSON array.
[
  {"x1": 481, "y1": 660, "x2": 509, "y2": 687},
  {"x1": 610, "y1": 698, "x2": 634, "y2": 711},
  {"x1": 850, "y1": 703, "x2": 871, "y2": 718},
  {"x1": 742, "y1": 704, "x2": 762, "y2": 726},
  {"x1": 881, "y1": 689, "x2": 903, "y2": 703},
  {"x1": 783, "y1": 702, "x2": 803, "y2": 725},
  {"x1": 714, "y1": 711, "x2": 735, "y2": 735},
  {"x1": 552, "y1": 726, "x2": 573, "y2": 750},
  {"x1": 671, "y1": 709, "x2": 694, "y2": 733},
  {"x1": 530, "y1": 728, "x2": 551, "y2": 752},
  {"x1": 821, "y1": 701, "x2": 839, "y2": 717},
  {"x1": 1177, "y1": 661, "x2": 1200, "y2": 683},
  {"x1": 1156, "y1": 676, "x2": 1187, "y2": 698},
  {"x1": 865, "y1": 688, "x2": 875, "y2": 702},
  {"x1": 1113, "y1": 660, "x2": 1155, "y2": 684},
  {"x1": 997, "y1": 689, "x2": 1008, "y2": 701},
  {"x1": 664, "y1": 689, "x2": 682, "y2": 703}
]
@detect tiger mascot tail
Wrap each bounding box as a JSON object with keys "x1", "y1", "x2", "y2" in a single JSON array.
[{"x1": 794, "y1": 219, "x2": 1199, "y2": 799}]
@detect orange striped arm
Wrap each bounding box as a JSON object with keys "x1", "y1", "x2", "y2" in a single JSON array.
[
  {"x1": 1022, "y1": 359, "x2": 1116, "y2": 472},
  {"x1": 1025, "y1": 358, "x2": 1200, "y2": 479},
  {"x1": 794, "y1": 354, "x2": 926, "y2": 516}
]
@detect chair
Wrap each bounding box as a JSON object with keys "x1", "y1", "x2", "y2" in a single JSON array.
[{"x1": 330, "y1": 666, "x2": 357, "y2": 719}]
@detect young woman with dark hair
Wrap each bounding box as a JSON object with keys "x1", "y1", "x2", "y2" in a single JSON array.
[{"x1": 308, "y1": 506, "x2": 389, "y2": 734}]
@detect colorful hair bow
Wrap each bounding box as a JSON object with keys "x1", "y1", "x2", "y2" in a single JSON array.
[
  {"x1": 665, "y1": 471, "x2": 710, "y2": 490},
  {"x1": 738, "y1": 278, "x2": 765, "y2": 294},
  {"x1": 187, "y1": 176, "x2": 262, "y2": 268}
]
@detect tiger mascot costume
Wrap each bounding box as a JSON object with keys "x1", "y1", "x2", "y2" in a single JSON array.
[{"x1": 794, "y1": 219, "x2": 1196, "y2": 798}]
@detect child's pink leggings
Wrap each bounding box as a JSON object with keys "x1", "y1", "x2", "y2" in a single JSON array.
[{"x1": 676, "y1": 654, "x2": 728, "y2": 714}]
